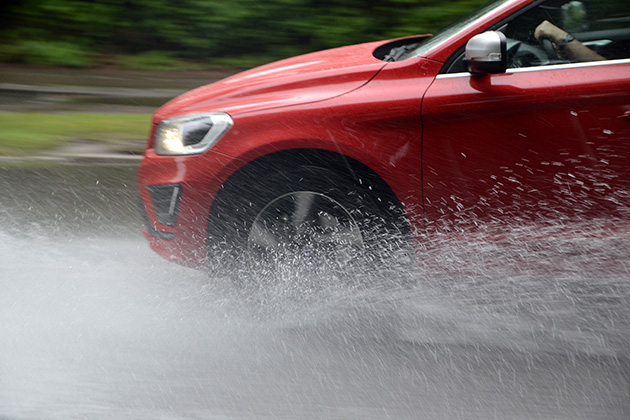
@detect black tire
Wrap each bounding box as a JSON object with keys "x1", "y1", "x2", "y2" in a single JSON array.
[{"x1": 207, "y1": 163, "x2": 412, "y2": 288}]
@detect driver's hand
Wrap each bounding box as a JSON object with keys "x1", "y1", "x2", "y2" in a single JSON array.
[{"x1": 534, "y1": 20, "x2": 567, "y2": 44}]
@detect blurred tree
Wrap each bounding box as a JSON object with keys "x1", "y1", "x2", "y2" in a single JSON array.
[{"x1": 0, "y1": 0, "x2": 491, "y2": 68}]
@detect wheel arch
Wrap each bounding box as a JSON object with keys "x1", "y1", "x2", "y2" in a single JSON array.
[{"x1": 207, "y1": 148, "x2": 411, "y2": 242}]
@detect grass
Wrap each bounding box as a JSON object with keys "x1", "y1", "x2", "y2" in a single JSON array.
[{"x1": 0, "y1": 112, "x2": 152, "y2": 155}]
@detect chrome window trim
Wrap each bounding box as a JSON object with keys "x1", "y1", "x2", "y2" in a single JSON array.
[
  {"x1": 413, "y1": 0, "x2": 519, "y2": 58},
  {"x1": 436, "y1": 58, "x2": 630, "y2": 79}
]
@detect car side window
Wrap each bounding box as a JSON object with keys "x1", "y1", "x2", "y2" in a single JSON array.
[{"x1": 504, "y1": 0, "x2": 630, "y2": 68}]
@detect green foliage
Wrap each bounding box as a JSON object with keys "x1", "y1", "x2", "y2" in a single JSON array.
[
  {"x1": 0, "y1": 40, "x2": 91, "y2": 67},
  {"x1": 116, "y1": 51, "x2": 191, "y2": 70},
  {"x1": 0, "y1": 0, "x2": 489, "y2": 69}
]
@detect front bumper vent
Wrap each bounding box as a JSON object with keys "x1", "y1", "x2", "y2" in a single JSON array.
[
  {"x1": 146, "y1": 184, "x2": 183, "y2": 227},
  {"x1": 138, "y1": 198, "x2": 175, "y2": 240}
]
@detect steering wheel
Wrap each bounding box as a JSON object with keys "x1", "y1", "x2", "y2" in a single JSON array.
[{"x1": 541, "y1": 38, "x2": 559, "y2": 62}]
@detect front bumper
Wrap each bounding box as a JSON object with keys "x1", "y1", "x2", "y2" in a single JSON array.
[{"x1": 137, "y1": 150, "x2": 238, "y2": 267}]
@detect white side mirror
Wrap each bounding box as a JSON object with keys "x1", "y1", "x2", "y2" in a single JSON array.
[{"x1": 465, "y1": 31, "x2": 507, "y2": 74}]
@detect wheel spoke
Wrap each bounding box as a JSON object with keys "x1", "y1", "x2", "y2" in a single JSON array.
[
  {"x1": 248, "y1": 219, "x2": 282, "y2": 251},
  {"x1": 290, "y1": 192, "x2": 316, "y2": 228}
]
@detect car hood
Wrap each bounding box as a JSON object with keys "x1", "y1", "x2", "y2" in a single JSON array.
[{"x1": 154, "y1": 40, "x2": 407, "y2": 121}]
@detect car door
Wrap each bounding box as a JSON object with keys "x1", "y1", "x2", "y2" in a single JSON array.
[{"x1": 421, "y1": 0, "x2": 630, "y2": 229}]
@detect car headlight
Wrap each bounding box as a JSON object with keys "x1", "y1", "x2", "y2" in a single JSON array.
[{"x1": 153, "y1": 112, "x2": 233, "y2": 156}]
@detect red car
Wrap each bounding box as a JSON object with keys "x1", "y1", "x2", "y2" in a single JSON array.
[{"x1": 138, "y1": 0, "x2": 630, "y2": 271}]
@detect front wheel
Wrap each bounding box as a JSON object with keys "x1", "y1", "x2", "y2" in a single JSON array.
[{"x1": 207, "y1": 164, "x2": 412, "y2": 287}]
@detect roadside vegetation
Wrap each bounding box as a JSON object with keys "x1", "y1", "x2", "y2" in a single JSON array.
[
  {"x1": 0, "y1": 0, "x2": 489, "y2": 69},
  {"x1": 0, "y1": 113, "x2": 150, "y2": 155}
]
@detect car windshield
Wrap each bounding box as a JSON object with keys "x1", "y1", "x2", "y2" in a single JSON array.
[{"x1": 400, "y1": 0, "x2": 518, "y2": 60}]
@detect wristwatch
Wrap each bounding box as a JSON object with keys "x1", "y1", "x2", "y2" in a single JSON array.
[{"x1": 559, "y1": 33, "x2": 576, "y2": 49}]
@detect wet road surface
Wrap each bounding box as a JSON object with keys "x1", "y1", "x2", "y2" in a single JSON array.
[{"x1": 0, "y1": 163, "x2": 629, "y2": 419}]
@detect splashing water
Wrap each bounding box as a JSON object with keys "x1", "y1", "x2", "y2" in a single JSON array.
[{"x1": 0, "y1": 164, "x2": 628, "y2": 420}]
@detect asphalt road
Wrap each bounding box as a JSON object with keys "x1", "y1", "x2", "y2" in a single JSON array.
[{"x1": 0, "y1": 163, "x2": 628, "y2": 420}]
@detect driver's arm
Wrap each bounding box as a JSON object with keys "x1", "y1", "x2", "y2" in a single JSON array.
[{"x1": 534, "y1": 20, "x2": 605, "y2": 62}]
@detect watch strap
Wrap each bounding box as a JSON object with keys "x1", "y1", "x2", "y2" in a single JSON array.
[{"x1": 559, "y1": 33, "x2": 576, "y2": 48}]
